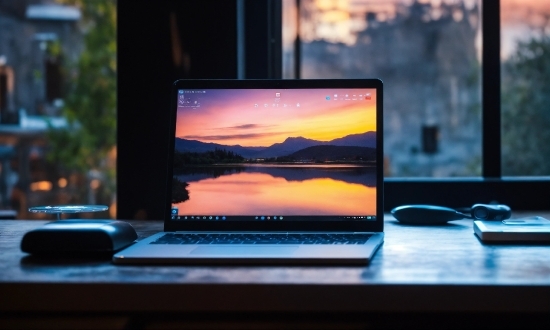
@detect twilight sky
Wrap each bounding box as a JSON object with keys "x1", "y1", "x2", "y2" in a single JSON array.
[{"x1": 175, "y1": 88, "x2": 377, "y2": 147}]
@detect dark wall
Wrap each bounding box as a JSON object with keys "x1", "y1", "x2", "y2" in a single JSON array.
[
  {"x1": 117, "y1": 0, "x2": 238, "y2": 220},
  {"x1": 244, "y1": 0, "x2": 282, "y2": 79}
]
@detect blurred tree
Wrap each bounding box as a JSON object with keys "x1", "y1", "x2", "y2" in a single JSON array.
[
  {"x1": 47, "y1": 0, "x2": 116, "y2": 207},
  {"x1": 502, "y1": 35, "x2": 550, "y2": 176}
]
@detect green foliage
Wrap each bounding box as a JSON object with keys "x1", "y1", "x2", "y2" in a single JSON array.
[
  {"x1": 502, "y1": 35, "x2": 550, "y2": 175},
  {"x1": 47, "y1": 0, "x2": 117, "y2": 200},
  {"x1": 46, "y1": 39, "x2": 63, "y2": 57}
]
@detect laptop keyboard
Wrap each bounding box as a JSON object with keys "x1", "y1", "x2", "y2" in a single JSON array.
[{"x1": 150, "y1": 233, "x2": 373, "y2": 245}]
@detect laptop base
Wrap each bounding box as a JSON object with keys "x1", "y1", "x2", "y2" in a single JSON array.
[{"x1": 113, "y1": 232, "x2": 384, "y2": 265}]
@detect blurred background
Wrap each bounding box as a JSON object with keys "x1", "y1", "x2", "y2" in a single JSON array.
[
  {"x1": 0, "y1": 0, "x2": 115, "y2": 219},
  {"x1": 0, "y1": 0, "x2": 549, "y2": 219}
]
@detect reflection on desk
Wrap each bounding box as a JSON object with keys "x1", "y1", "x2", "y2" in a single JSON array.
[{"x1": 1, "y1": 214, "x2": 550, "y2": 329}]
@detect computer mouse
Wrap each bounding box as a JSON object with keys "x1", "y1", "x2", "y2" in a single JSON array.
[{"x1": 391, "y1": 205, "x2": 468, "y2": 225}]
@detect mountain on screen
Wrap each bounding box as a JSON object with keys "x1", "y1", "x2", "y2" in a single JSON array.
[
  {"x1": 286, "y1": 145, "x2": 376, "y2": 162},
  {"x1": 174, "y1": 139, "x2": 264, "y2": 158},
  {"x1": 175, "y1": 131, "x2": 376, "y2": 159}
]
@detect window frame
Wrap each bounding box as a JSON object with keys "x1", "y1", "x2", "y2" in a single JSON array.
[{"x1": 284, "y1": 0, "x2": 550, "y2": 211}]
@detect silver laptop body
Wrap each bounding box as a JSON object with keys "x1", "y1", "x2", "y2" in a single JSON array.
[{"x1": 113, "y1": 79, "x2": 384, "y2": 265}]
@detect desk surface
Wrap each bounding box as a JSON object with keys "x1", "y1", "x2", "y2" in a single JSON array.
[{"x1": 1, "y1": 214, "x2": 550, "y2": 315}]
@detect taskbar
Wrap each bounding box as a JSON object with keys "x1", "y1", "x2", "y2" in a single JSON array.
[{"x1": 170, "y1": 214, "x2": 376, "y2": 221}]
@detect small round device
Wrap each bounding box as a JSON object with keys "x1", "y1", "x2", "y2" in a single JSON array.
[{"x1": 470, "y1": 203, "x2": 511, "y2": 220}]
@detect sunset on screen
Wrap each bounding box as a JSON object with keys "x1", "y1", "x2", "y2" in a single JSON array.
[{"x1": 176, "y1": 88, "x2": 376, "y2": 147}]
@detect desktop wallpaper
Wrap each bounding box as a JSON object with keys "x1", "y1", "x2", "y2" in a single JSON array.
[{"x1": 172, "y1": 88, "x2": 377, "y2": 219}]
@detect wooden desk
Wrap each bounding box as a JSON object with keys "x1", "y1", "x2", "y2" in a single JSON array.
[{"x1": 1, "y1": 214, "x2": 550, "y2": 329}]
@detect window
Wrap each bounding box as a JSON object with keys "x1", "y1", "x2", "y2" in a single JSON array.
[
  {"x1": 284, "y1": 0, "x2": 549, "y2": 210},
  {"x1": 116, "y1": 1, "x2": 548, "y2": 219}
]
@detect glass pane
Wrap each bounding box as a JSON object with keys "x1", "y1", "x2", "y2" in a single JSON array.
[
  {"x1": 283, "y1": 0, "x2": 482, "y2": 177},
  {"x1": 501, "y1": 0, "x2": 550, "y2": 176},
  {"x1": 0, "y1": 0, "x2": 116, "y2": 219}
]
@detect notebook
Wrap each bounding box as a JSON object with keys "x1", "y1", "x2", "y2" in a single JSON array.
[{"x1": 113, "y1": 79, "x2": 384, "y2": 265}]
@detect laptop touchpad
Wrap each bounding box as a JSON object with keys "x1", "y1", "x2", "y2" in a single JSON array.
[{"x1": 190, "y1": 246, "x2": 298, "y2": 256}]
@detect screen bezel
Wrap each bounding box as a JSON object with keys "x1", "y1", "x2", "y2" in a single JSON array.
[{"x1": 165, "y1": 79, "x2": 383, "y2": 232}]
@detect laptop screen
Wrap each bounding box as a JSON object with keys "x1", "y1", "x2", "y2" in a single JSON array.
[{"x1": 167, "y1": 80, "x2": 382, "y2": 230}]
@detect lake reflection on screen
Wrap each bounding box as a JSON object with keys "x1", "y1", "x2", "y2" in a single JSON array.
[{"x1": 173, "y1": 165, "x2": 376, "y2": 215}]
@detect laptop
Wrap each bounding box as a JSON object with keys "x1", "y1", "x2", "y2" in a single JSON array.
[{"x1": 113, "y1": 79, "x2": 384, "y2": 265}]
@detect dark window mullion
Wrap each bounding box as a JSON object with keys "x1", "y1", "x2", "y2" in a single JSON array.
[
  {"x1": 245, "y1": 0, "x2": 282, "y2": 79},
  {"x1": 482, "y1": 0, "x2": 501, "y2": 178},
  {"x1": 294, "y1": 0, "x2": 301, "y2": 79},
  {"x1": 268, "y1": 0, "x2": 282, "y2": 79}
]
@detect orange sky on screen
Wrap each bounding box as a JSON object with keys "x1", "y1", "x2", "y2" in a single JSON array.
[
  {"x1": 176, "y1": 88, "x2": 377, "y2": 147},
  {"x1": 174, "y1": 172, "x2": 376, "y2": 215}
]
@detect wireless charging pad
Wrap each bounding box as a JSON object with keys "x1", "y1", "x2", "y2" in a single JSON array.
[{"x1": 21, "y1": 205, "x2": 137, "y2": 256}]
